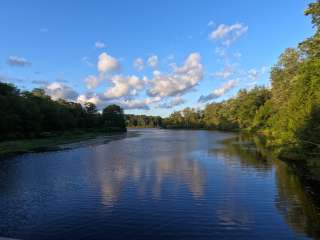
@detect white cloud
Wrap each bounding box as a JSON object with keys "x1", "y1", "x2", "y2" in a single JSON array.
[
  {"x1": 244, "y1": 66, "x2": 269, "y2": 86},
  {"x1": 147, "y1": 55, "x2": 159, "y2": 69},
  {"x1": 45, "y1": 82, "x2": 78, "y2": 101},
  {"x1": 147, "y1": 52, "x2": 203, "y2": 99},
  {"x1": 97, "y1": 52, "x2": 120, "y2": 75},
  {"x1": 213, "y1": 65, "x2": 235, "y2": 79},
  {"x1": 84, "y1": 75, "x2": 100, "y2": 89},
  {"x1": 95, "y1": 41, "x2": 106, "y2": 49},
  {"x1": 7, "y1": 56, "x2": 31, "y2": 67},
  {"x1": 199, "y1": 79, "x2": 238, "y2": 102},
  {"x1": 119, "y1": 96, "x2": 162, "y2": 110},
  {"x1": 119, "y1": 99, "x2": 150, "y2": 110},
  {"x1": 77, "y1": 94, "x2": 101, "y2": 106},
  {"x1": 215, "y1": 46, "x2": 227, "y2": 57},
  {"x1": 133, "y1": 58, "x2": 144, "y2": 71},
  {"x1": 103, "y1": 75, "x2": 146, "y2": 100},
  {"x1": 247, "y1": 69, "x2": 259, "y2": 82},
  {"x1": 210, "y1": 23, "x2": 248, "y2": 45},
  {"x1": 158, "y1": 96, "x2": 186, "y2": 108}
]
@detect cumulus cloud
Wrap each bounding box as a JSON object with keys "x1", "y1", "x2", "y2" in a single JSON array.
[
  {"x1": 147, "y1": 55, "x2": 159, "y2": 69},
  {"x1": 119, "y1": 96, "x2": 162, "y2": 110},
  {"x1": 97, "y1": 52, "x2": 120, "y2": 75},
  {"x1": 103, "y1": 75, "x2": 146, "y2": 100},
  {"x1": 210, "y1": 23, "x2": 248, "y2": 45},
  {"x1": 158, "y1": 96, "x2": 186, "y2": 108},
  {"x1": 95, "y1": 41, "x2": 106, "y2": 49},
  {"x1": 45, "y1": 82, "x2": 78, "y2": 101},
  {"x1": 199, "y1": 79, "x2": 238, "y2": 103},
  {"x1": 77, "y1": 93, "x2": 159, "y2": 110},
  {"x1": 7, "y1": 56, "x2": 31, "y2": 67},
  {"x1": 147, "y1": 52, "x2": 203, "y2": 98},
  {"x1": 119, "y1": 99, "x2": 150, "y2": 110},
  {"x1": 133, "y1": 58, "x2": 144, "y2": 71},
  {"x1": 77, "y1": 93, "x2": 101, "y2": 106},
  {"x1": 84, "y1": 75, "x2": 100, "y2": 89}
]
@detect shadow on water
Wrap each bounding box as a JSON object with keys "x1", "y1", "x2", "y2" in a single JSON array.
[{"x1": 218, "y1": 133, "x2": 320, "y2": 239}]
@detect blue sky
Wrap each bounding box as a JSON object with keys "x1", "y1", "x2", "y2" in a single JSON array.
[{"x1": 0, "y1": 0, "x2": 315, "y2": 116}]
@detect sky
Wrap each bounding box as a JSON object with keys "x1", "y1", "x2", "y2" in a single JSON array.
[{"x1": 0, "y1": 0, "x2": 315, "y2": 116}]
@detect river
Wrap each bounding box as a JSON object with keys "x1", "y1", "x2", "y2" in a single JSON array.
[{"x1": 0, "y1": 129, "x2": 319, "y2": 239}]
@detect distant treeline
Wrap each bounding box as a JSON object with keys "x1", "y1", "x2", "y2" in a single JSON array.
[
  {"x1": 126, "y1": 114, "x2": 162, "y2": 128},
  {"x1": 0, "y1": 83, "x2": 126, "y2": 141},
  {"x1": 163, "y1": 1, "x2": 320, "y2": 167}
]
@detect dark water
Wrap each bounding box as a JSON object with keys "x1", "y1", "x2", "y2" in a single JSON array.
[{"x1": 0, "y1": 129, "x2": 320, "y2": 240}]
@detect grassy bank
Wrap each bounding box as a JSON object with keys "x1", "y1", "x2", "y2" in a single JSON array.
[{"x1": 0, "y1": 131, "x2": 125, "y2": 157}]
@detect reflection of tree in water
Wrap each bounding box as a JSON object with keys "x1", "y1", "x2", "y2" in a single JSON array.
[
  {"x1": 88, "y1": 130, "x2": 205, "y2": 207},
  {"x1": 211, "y1": 134, "x2": 273, "y2": 173},
  {"x1": 218, "y1": 133, "x2": 320, "y2": 239},
  {"x1": 274, "y1": 159, "x2": 320, "y2": 239}
]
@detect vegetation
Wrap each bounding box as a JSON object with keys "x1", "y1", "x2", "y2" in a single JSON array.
[
  {"x1": 163, "y1": 86, "x2": 271, "y2": 132},
  {"x1": 0, "y1": 83, "x2": 126, "y2": 142},
  {"x1": 0, "y1": 131, "x2": 112, "y2": 156},
  {"x1": 126, "y1": 114, "x2": 162, "y2": 128},
  {"x1": 1, "y1": 1, "x2": 319, "y2": 179},
  {"x1": 163, "y1": 1, "x2": 320, "y2": 179}
]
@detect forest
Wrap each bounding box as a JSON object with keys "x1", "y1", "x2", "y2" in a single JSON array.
[
  {"x1": 0, "y1": 83, "x2": 126, "y2": 141},
  {"x1": 126, "y1": 114, "x2": 163, "y2": 128}
]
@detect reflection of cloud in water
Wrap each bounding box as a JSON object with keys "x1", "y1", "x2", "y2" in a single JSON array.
[
  {"x1": 88, "y1": 130, "x2": 206, "y2": 207},
  {"x1": 216, "y1": 205, "x2": 252, "y2": 230}
]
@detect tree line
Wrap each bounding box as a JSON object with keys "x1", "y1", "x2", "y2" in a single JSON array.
[
  {"x1": 0, "y1": 84, "x2": 126, "y2": 141},
  {"x1": 1, "y1": 1, "x2": 319, "y2": 166},
  {"x1": 126, "y1": 114, "x2": 163, "y2": 128},
  {"x1": 164, "y1": 1, "x2": 320, "y2": 165}
]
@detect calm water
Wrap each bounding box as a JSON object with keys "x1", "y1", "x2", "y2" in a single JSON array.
[{"x1": 0, "y1": 129, "x2": 319, "y2": 240}]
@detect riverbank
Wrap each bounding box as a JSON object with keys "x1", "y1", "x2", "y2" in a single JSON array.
[{"x1": 0, "y1": 130, "x2": 128, "y2": 158}]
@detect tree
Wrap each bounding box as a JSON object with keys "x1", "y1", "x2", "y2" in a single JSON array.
[{"x1": 102, "y1": 105, "x2": 126, "y2": 131}]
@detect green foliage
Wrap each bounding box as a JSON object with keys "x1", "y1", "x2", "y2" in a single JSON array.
[
  {"x1": 0, "y1": 82, "x2": 126, "y2": 140},
  {"x1": 163, "y1": 86, "x2": 271, "y2": 131},
  {"x1": 163, "y1": 108, "x2": 204, "y2": 129},
  {"x1": 102, "y1": 104, "x2": 126, "y2": 131},
  {"x1": 126, "y1": 114, "x2": 162, "y2": 128},
  {"x1": 163, "y1": 1, "x2": 320, "y2": 167}
]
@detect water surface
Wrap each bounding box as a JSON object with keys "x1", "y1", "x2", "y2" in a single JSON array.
[{"x1": 0, "y1": 129, "x2": 319, "y2": 239}]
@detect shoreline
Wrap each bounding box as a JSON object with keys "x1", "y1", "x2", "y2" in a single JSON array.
[{"x1": 0, "y1": 131, "x2": 128, "y2": 158}]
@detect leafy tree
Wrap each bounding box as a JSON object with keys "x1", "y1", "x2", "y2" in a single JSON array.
[
  {"x1": 102, "y1": 104, "x2": 126, "y2": 131},
  {"x1": 0, "y1": 82, "x2": 126, "y2": 140}
]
